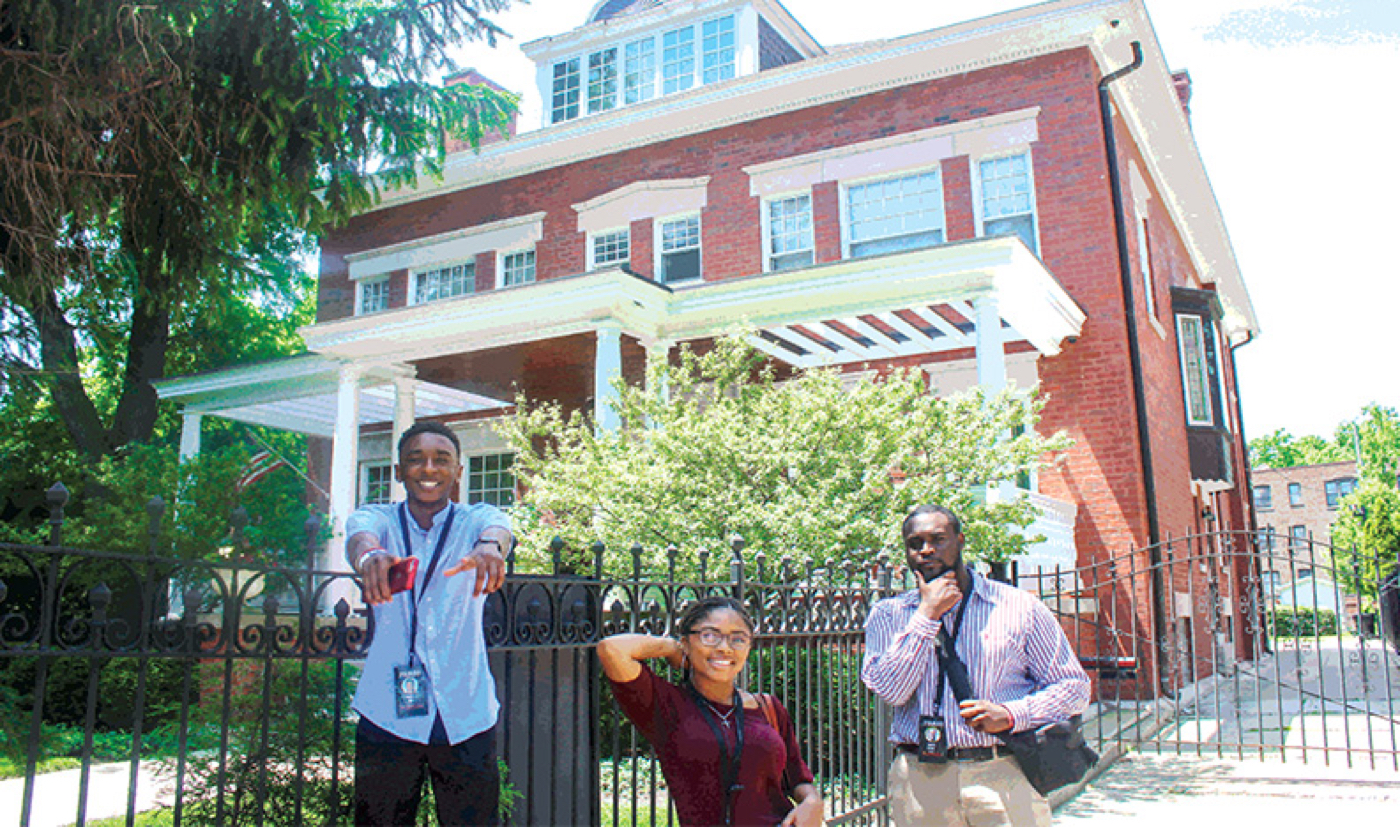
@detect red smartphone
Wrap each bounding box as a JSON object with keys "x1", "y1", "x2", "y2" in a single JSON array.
[{"x1": 386, "y1": 556, "x2": 419, "y2": 595}]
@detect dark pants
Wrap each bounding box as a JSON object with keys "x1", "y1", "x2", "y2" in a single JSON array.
[{"x1": 355, "y1": 716, "x2": 500, "y2": 827}]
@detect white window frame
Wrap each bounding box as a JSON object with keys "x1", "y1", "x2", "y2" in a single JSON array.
[
  {"x1": 656, "y1": 214, "x2": 702, "y2": 284},
  {"x1": 1136, "y1": 211, "x2": 1157, "y2": 318},
  {"x1": 586, "y1": 47, "x2": 618, "y2": 115},
  {"x1": 1288, "y1": 481, "x2": 1303, "y2": 508},
  {"x1": 411, "y1": 260, "x2": 475, "y2": 305},
  {"x1": 762, "y1": 192, "x2": 814, "y2": 273},
  {"x1": 1175, "y1": 313, "x2": 1214, "y2": 427},
  {"x1": 359, "y1": 462, "x2": 393, "y2": 506},
  {"x1": 498, "y1": 247, "x2": 537, "y2": 289},
  {"x1": 973, "y1": 150, "x2": 1039, "y2": 255},
  {"x1": 589, "y1": 227, "x2": 631, "y2": 270},
  {"x1": 465, "y1": 452, "x2": 516, "y2": 508},
  {"x1": 701, "y1": 15, "x2": 736, "y2": 85},
  {"x1": 551, "y1": 57, "x2": 581, "y2": 124},
  {"x1": 623, "y1": 37, "x2": 656, "y2": 104},
  {"x1": 356, "y1": 276, "x2": 391, "y2": 315},
  {"x1": 841, "y1": 168, "x2": 946, "y2": 259}
]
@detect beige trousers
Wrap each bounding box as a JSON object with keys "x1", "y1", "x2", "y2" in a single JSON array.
[{"x1": 888, "y1": 752, "x2": 1051, "y2": 827}]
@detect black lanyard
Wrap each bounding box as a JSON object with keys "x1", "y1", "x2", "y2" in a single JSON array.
[
  {"x1": 396, "y1": 503, "x2": 457, "y2": 664},
  {"x1": 686, "y1": 682, "x2": 746, "y2": 827},
  {"x1": 932, "y1": 584, "x2": 973, "y2": 712}
]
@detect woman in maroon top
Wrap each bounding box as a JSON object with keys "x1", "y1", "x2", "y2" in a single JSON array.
[{"x1": 598, "y1": 596, "x2": 823, "y2": 827}]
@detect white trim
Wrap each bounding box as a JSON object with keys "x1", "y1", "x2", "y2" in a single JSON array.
[
  {"x1": 409, "y1": 260, "x2": 476, "y2": 306},
  {"x1": 1175, "y1": 313, "x2": 1214, "y2": 427},
  {"x1": 588, "y1": 226, "x2": 632, "y2": 270},
  {"x1": 355, "y1": 275, "x2": 392, "y2": 316},
  {"x1": 574, "y1": 177, "x2": 710, "y2": 235},
  {"x1": 760, "y1": 190, "x2": 815, "y2": 273},
  {"x1": 359, "y1": 461, "x2": 394, "y2": 506},
  {"x1": 345, "y1": 213, "x2": 546, "y2": 281},
  {"x1": 840, "y1": 166, "x2": 947, "y2": 260},
  {"x1": 745, "y1": 108, "x2": 1039, "y2": 198},
  {"x1": 497, "y1": 247, "x2": 538, "y2": 290}
]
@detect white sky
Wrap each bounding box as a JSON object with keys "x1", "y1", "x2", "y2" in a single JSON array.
[{"x1": 448, "y1": 0, "x2": 1400, "y2": 441}]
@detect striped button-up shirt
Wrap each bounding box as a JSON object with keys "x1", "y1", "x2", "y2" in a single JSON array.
[{"x1": 861, "y1": 573, "x2": 1090, "y2": 746}]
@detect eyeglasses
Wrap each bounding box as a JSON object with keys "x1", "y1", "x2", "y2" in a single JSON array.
[
  {"x1": 689, "y1": 628, "x2": 753, "y2": 649},
  {"x1": 906, "y1": 535, "x2": 954, "y2": 552}
]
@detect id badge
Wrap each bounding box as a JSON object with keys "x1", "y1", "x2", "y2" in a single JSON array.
[
  {"x1": 394, "y1": 662, "x2": 430, "y2": 719},
  {"x1": 917, "y1": 714, "x2": 948, "y2": 763}
]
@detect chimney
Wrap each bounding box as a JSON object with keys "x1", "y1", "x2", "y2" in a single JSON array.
[
  {"x1": 444, "y1": 68, "x2": 518, "y2": 153},
  {"x1": 1171, "y1": 70, "x2": 1193, "y2": 123}
]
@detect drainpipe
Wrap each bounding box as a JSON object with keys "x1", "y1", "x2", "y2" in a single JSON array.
[
  {"x1": 1097, "y1": 41, "x2": 1174, "y2": 693},
  {"x1": 1230, "y1": 331, "x2": 1269, "y2": 652}
]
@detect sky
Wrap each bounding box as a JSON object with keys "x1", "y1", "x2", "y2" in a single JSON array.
[{"x1": 445, "y1": 0, "x2": 1400, "y2": 442}]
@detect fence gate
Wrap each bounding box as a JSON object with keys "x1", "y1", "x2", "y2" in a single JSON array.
[{"x1": 1028, "y1": 530, "x2": 1400, "y2": 770}]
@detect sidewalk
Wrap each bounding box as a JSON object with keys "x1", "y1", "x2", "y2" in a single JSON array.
[
  {"x1": 1054, "y1": 750, "x2": 1400, "y2": 825},
  {"x1": 0, "y1": 761, "x2": 175, "y2": 827}
]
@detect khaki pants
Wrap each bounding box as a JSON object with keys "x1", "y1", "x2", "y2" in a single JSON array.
[{"x1": 888, "y1": 752, "x2": 1051, "y2": 827}]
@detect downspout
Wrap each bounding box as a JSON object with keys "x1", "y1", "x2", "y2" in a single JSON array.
[
  {"x1": 1230, "y1": 331, "x2": 1269, "y2": 652},
  {"x1": 1097, "y1": 41, "x2": 1174, "y2": 692}
]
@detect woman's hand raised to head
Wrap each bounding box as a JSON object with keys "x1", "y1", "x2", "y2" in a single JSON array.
[{"x1": 596, "y1": 634, "x2": 683, "y2": 683}]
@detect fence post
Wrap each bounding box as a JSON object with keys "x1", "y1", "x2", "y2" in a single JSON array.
[
  {"x1": 45, "y1": 481, "x2": 68, "y2": 546},
  {"x1": 730, "y1": 536, "x2": 746, "y2": 602}
]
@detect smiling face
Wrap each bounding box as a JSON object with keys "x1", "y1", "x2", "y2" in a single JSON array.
[
  {"x1": 903, "y1": 511, "x2": 966, "y2": 582},
  {"x1": 395, "y1": 432, "x2": 462, "y2": 515},
  {"x1": 680, "y1": 607, "x2": 754, "y2": 689}
]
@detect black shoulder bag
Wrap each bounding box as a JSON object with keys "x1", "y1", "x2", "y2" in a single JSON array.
[{"x1": 935, "y1": 622, "x2": 1097, "y2": 796}]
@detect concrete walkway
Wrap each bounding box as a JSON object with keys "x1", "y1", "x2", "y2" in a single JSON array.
[
  {"x1": 0, "y1": 761, "x2": 176, "y2": 827},
  {"x1": 1055, "y1": 751, "x2": 1400, "y2": 825}
]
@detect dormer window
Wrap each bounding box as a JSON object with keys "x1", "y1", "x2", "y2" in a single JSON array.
[{"x1": 547, "y1": 13, "x2": 737, "y2": 124}]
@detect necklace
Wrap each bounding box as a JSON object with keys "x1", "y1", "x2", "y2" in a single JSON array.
[{"x1": 704, "y1": 698, "x2": 737, "y2": 729}]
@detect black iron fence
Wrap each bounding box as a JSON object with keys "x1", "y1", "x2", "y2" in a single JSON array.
[{"x1": 4, "y1": 487, "x2": 1398, "y2": 827}]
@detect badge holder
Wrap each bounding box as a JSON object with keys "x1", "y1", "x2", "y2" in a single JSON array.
[
  {"x1": 917, "y1": 713, "x2": 948, "y2": 763},
  {"x1": 395, "y1": 656, "x2": 430, "y2": 718}
]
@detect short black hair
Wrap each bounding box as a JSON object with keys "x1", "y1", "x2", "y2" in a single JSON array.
[
  {"x1": 676, "y1": 595, "x2": 754, "y2": 637},
  {"x1": 901, "y1": 504, "x2": 962, "y2": 539},
  {"x1": 397, "y1": 421, "x2": 460, "y2": 458}
]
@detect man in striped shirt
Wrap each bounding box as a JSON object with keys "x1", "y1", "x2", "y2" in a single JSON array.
[{"x1": 862, "y1": 505, "x2": 1089, "y2": 826}]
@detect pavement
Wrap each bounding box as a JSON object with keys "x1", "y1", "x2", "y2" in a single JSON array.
[{"x1": 0, "y1": 760, "x2": 177, "y2": 827}]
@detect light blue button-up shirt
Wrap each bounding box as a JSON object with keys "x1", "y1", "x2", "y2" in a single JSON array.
[{"x1": 347, "y1": 501, "x2": 510, "y2": 744}]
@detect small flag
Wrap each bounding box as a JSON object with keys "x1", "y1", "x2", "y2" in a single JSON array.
[{"x1": 236, "y1": 450, "x2": 287, "y2": 491}]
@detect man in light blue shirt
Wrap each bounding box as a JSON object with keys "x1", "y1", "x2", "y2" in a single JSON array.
[{"x1": 346, "y1": 421, "x2": 513, "y2": 826}]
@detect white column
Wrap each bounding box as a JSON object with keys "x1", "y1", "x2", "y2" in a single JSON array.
[
  {"x1": 328, "y1": 363, "x2": 364, "y2": 582},
  {"x1": 594, "y1": 323, "x2": 624, "y2": 431},
  {"x1": 974, "y1": 295, "x2": 1008, "y2": 393},
  {"x1": 178, "y1": 413, "x2": 203, "y2": 462},
  {"x1": 390, "y1": 376, "x2": 418, "y2": 501},
  {"x1": 645, "y1": 340, "x2": 672, "y2": 401}
]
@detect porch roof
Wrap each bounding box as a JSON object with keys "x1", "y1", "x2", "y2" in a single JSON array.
[
  {"x1": 300, "y1": 234, "x2": 1085, "y2": 367},
  {"x1": 152, "y1": 355, "x2": 509, "y2": 437}
]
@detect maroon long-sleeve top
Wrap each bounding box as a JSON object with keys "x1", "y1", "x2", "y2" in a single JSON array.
[{"x1": 609, "y1": 664, "x2": 815, "y2": 826}]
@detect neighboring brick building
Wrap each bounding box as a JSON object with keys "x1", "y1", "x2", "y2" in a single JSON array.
[
  {"x1": 156, "y1": 0, "x2": 1260, "y2": 688},
  {"x1": 1252, "y1": 460, "x2": 1359, "y2": 588}
]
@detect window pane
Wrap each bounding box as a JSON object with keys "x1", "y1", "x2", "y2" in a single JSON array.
[
  {"x1": 767, "y1": 195, "x2": 814, "y2": 271},
  {"x1": 1253, "y1": 485, "x2": 1272, "y2": 510},
  {"x1": 701, "y1": 15, "x2": 735, "y2": 84},
  {"x1": 624, "y1": 38, "x2": 655, "y2": 104},
  {"x1": 847, "y1": 171, "x2": 945, "y2": 258},
  {"x1": 1177, "y1": 315, "x2": 1213, "y2": 426},
  {"x1": 662, "y1": 26, "x2": 695, "y2": 94},
  {"x1": 552, "y1": 59, "x2": 580, "y2": 123},
  {"x1": 979, "y1": 152, "x2": 1036, "y2": 252},
  {"x1": 502, "y1": 249, "x2": 536, "y2": 287},
  {"x1": 466, "y1": 453, "x2": 515, "y2": 507},
  {"x1": 1288, "y1": 482, "x2": 1303, "y2": 507},
  {"x1": 660, "y1": 216, "x2": 701, "y2": 283},
  {"x1": 587, "y1": 48, "x2": 617, "y2": 114},
  {"x1": 593, "y1": 230, "x2": 630, "y2": 266},
  {"x1": 416, "y1": 262, "x2": 474, "y2": 304},
  {"x1": 360, "y1": 279, "x2": 390, "y2": 314}
]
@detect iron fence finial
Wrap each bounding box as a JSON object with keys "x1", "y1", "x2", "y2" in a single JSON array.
[{"x1": 46, "y1": 481, "x2": 68, "y2": 546}]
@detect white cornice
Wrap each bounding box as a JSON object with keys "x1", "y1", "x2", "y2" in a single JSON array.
[
  {"x1": 573, "y1": 177, "x2": 711, "y2": 233},
  {"x1": 345, "y1": 212, "x2": 546, "y2": 280}
]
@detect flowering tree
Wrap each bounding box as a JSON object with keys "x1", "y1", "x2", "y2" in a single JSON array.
[{"x1": 497, "y1": 335, "x2": 1070, "y2": 574}]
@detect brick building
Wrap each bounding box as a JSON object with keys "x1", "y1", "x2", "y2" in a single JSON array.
[
  {"x1": 156, "y1": 0, "x2": 1259, "y2": 682},
  {"x1": 1252, "y1": 461, "x2": 1359, "y2": 591}
]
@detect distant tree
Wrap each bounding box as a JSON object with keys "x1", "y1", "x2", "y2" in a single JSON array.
[
  {"x1": 1343, "y1": 404, "x2": 1400, "y2": 486},
  {"x1": 1248, "y1": 428, "x2": 1346, "y2": 470},
  {"x1": 497, "y1": 334, "x2": 1072, "y2": 573},
  {"x1": 1331, "y1": 481, "x2": 1400, "y2": 608},
  {"x1": 0, "y1": 0, "x2": 518, "y2": 461}
]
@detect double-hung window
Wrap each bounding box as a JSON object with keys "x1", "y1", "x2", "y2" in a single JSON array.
[
  {"x1": 1176, "y1": 315, "x2": 1214, "y2": 426},
  {"x1": 467, "y1": 453, "x2": 515, "y2": 508},
  {"x1": 587, "y1": 48, "x2": 618, "y2": 114},
  {"x1": 1253, "y1": 485, "x2": 1272, "y2": 511},
  {"x1": 1324, "y1": 477, "x2": 1357, "y2": 508},
  {"x1": 1288, "y1": 482, "x2": 1304, "y2": 507},
  {"x1": 624, "y1": 38, "x2": 656, "y2": 104},
  {"x1": 701, "y1": 16, "x2": 735, "y2": 84},
  {"x1": 360, "y1": 463, "x2": 393, "y2": 506},
  {"x1": 659, "y1": 216, "x2": 701, "y2": 284},
  {"x1": 1289, "y1": 525, "x2": 1308, "y2": 552},
  {"x1": 978, "y1": 152, "x2": 1037, "y2": 253},
  {"x1": 847, "y1": 170, "x2": 945, "y2": 258},
  {"x1": 591, "y1": 229, "x2": 630, "y2": 269},
  {"x1": 414, "y1": 262, "x2": 474, "y2": 304},
  {"x1": 500, "y1": 249, "x2": 536, "y2": 288},
  {"x1": 766, "y1": 195, "x2": 814, "y2": 272},
  {"x1": 551, "y1": 58, "x2": 581, "y2": 123},
  {"x1": 662, "y1": 26, "x2": 696, "y2": 94},
  {"x1": 358, "y1": 277, "x2": 390, "y2": 315}
]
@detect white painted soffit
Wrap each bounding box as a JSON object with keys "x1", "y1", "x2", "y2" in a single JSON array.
[
  {"x1": 153, "y1": 354, "x2": 509, "y2": 437},
  {"x1": 299, "y1": 235, "x2": 1085, "y2": 365}
]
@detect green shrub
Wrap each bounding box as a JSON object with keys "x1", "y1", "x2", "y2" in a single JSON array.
[{"x1": 1270, "y1": 606, "x2": 1339, "y2": 637}]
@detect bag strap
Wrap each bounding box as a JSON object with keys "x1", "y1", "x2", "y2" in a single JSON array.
[{"x1": 757, "y1": 693, "x2": 779, "y2": 730}]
